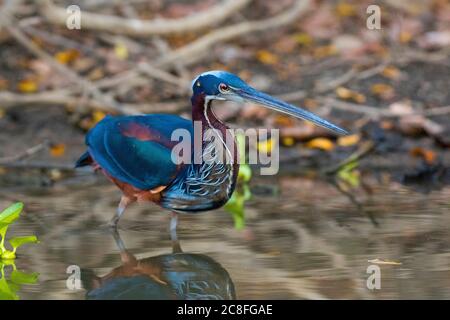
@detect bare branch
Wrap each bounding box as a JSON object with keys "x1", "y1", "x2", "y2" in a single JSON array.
[
  {"x1": 0, "y1": 90, "x2": 188, "y2": 114},
  {"x1": 0, "y1": 141, "x2": 50, "y2": 165},
  {"x1": 155, "y1": 0, "x2": 311, "y2": 68},
  {"x1": 38, "y1": 0, "x2": 252, "y2": 37}
]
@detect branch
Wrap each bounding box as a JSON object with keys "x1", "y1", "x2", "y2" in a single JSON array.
[
  {"x1": 38, "y1": 0, "x2": 252, "y2": 37},
  {"x1": 155, "y1": 0, "x2": 311, "y2": 67},
  {"x1": 0, "y1": 141, "x2": 50, "y2": 165},
  {"x1": 0, "y1": 90, "x2": 188, "y2": 114}
]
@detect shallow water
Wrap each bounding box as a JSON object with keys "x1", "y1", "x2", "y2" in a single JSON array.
[{"x1": 1, "y1": 175, "x2": 450, "y2": 300}]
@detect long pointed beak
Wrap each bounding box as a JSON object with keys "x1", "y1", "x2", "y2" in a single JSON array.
[{"x1": 237, "y1": 87, "x2": 348, "y2": 135}]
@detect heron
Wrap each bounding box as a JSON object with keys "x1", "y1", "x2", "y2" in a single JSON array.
[{"x1": 75, "y1": 71, "x2": 347, "y2": 236}]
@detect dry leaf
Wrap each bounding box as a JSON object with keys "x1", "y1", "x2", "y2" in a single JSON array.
[
  {"x1": 336, "y1": 2, "x2": 357, "y2": 17},
  {"x1": 114, "y1": 42, "x2": 129, "y2": 60},
  {"x1": 371, "y1": 83, "x2": 395, "y2": 100},
  {"x1": 399, "y1": 31, "x2": 413, "y2": 43},
  {"x1": 313, "y1": 45, "x2": 337, "y2": 59},
  {"x1": 304, "y1": 99, "x2": 318, "y2": 109},
  {"x1": 336, "y1": 87, "x2": 366, "y2": 103},
  {"x1": 88, "y1": 68, "x2": 104, "y2": 81},
  {"x1": 409, "y1": 147, "x2": 436, "y2": 164},
  {"x1": 305, "y1": 138, "x2": 334, "y2": 151},
  {"x1": 273, "y1": 115, "x2": 296, "y2": 127},
  {"x1": 50, "y1": 144, "x2": 66, "y2": 157},
  {"x1": 382, "y1": 66, "x2": 401, "y2": 80},
  {"x1": 293, "y1": 33, "x2": 313, "y2": 46},
  {"x1": 256, "y1": 50, "x2": 279, "y2": 65},
  {"x1": 55, "y1": 49, "x2": 79, "y2": 64},
  {"x1": 17, "y1": 79, "x2": 38, "y2": 93},
  {"x1": 257, "y1": 138, "x2": 273, "y2": 154},
  {"x1": 282, "y1": 137, "x2": 295, "y2": 147},
  {"x1": 337, "y1": 134, "x2": 360, "y2": 147}
]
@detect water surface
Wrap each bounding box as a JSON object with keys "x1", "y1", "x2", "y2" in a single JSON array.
[{"x1": 1, "y1": 175, "x2": 449, "y2": 299}]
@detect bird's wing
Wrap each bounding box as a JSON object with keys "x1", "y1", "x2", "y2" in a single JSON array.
[{"x1": 86, "y1": 114, "x2": 193, "y2": 190}]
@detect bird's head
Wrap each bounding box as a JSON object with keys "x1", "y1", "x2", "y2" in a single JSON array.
[{"x1": 191, "y1": 70, "x2": 347, "y2": 135}]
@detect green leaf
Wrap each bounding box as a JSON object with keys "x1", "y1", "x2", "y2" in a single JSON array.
[
  {"x1": 9, "y1": 236, "x2": 39, "y2": 253},
  {"x1": 11, "y1": 270, "x2": 39, "y2": 285},
  {"x1": 1, "y1": 250, "x2": 16, "y2": 260},
  {"x1": 238, "y1": 164, "x2": 252, "y2": 182},
  {"x1": 0, "y1": 277, "x2": 19, "y2": 300},
  {"x1": 235, "y1": 133, "x2": 247, "y2": 164},
  {"x1": 225, "y1": 185, "x2": 251, "y2": 230},
  {"x1": 337, "y1": 160, "x2": 360, "y2": 188},
  {"x1": 0, "y1": 202, "x2": 23, "y2": 225}
]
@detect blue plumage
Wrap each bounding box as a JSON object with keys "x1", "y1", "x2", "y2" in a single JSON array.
[{"x1": 85, "y1": 114, "x2": 193, "y2": 190}]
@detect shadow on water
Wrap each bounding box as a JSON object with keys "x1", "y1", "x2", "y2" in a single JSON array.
[{"x1": 82, "y1": 230, "x2": 235, "y2": 300}]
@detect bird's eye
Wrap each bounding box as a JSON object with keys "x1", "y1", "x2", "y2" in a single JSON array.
[{"x1": 219, "y1": 83, "x2": 230, "y2": 93}]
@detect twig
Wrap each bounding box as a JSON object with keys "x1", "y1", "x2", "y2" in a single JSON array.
[
  {"x1": 0, "y1": 90, "x2": 188, "y2": 113},
  {"x1": 0, "y1": 141, "x2": 50, "y2": 165},
  {"x1": 38, "y1": 0, "x2": 252, "y2": 37},
  {"x1": 1, "y1": 21, "x2": 131, "y2": 114},
  {"x1": 423, "y1": 105, "x2": 450, "y2": 116},
  {"x1": 155, "y1": 0, "x2": 311, "y2": 68},
  {"x1": 324, "y1": 141, "x2": 376, "y2": 175}
]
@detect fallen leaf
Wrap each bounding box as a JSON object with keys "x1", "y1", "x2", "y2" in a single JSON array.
[
  {"x1": 336, "y1": 86, "x2": 366, "y2": 103},
  {"x1": 371, "y1": 83, "x2": 395, "y2": 100},
  {"x1": 382, "y1": 66, "x2": 402, "y2": 80},
  {"x1": 114, "y1": 42, "x2": 129, "y2": 60},
  {"x1": 337, "y1": 134, "x2": 360, "y2": 147},
  {"x1": 368, "y1": 258, "x2": 402, "y2": 265},
  {"x1": 380, "y1": 120, "x2": 395, "y2": 130},
  {"x1": 17, "y1": 79, "x2": 38, "y2": 93},
  {"x1": 293, "y1": 33, "x2": 314, "y2": 46},
  {"x1": 304, "y1": 99, "x2": 318, "y2": 109},
  {"x1": 305, "y1": 137, "x2": 334, "y2": 151},
  {"x1": 273, "y1": 115, "x2": 296, "y2": 127},
  {"x1": 256, "y1": 50, "x2": 279, "y2": 65},
  {"x1": 50, "y1": 144, "x2": 65, "y2": 157},
  {"x1": 399, "y1": 31, "x2": 413, "y2": 43},
  {"x1": 87, "y1": 68, "x2": 104, "y2": 81},
  {"x1": 313, "y1": 45, "x2": 337, "y2": 59},
  {"x1": 409, "y1": 147, "x2": 436, "y2": 164},
  {"x1": 336, "y1": 2, "x2": 357, "y2": 17},
  {"x1": 257, "y1": 138, "x2": 273, "y2": 154},
  {"x1": 54, "y1": 49, "x2": 79, "y2": 64},
  {"x1": 282, "y1": 137, "x2": 295, "y2": 147}
]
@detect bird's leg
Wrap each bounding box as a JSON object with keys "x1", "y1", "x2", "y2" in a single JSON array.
[
  {"x1": 108, "y1": 196, "x2": 131, "y2": 228},
  {"x1": 111, "y1": 228, "x2": 126, "y2": 252},
  {"x1": 110, "y1": 228, "x2": 137, "y2": 265},
  {"x1": 170, "y1": 212, "x2": 182, "y2": 253},
  {"x1": 170, "y1": 212, "x2": 178, "y2": 240}
]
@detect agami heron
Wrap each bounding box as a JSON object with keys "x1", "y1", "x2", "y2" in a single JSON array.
[{"x1": 76, "y1": 71, "x2": 347, "y2": 233}]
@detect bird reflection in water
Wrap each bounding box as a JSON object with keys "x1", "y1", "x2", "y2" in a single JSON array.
[{"x1": 81, "y1": 230, "x2": 236, "y2": 300}]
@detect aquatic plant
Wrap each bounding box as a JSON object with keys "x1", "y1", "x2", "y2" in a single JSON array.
[
  {"x1": 0, "y1": 259, "x2": 39, "y2": 300},
  {"x1": 224, "y1": 134, "x2": 252, "y2": 230},
  {"x1": 0, "y1": 203, "x2": 39, "y2": 260}
]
